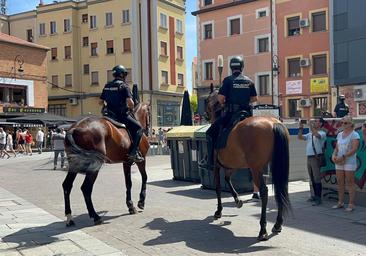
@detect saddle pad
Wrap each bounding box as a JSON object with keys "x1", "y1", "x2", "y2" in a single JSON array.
[{"x1": 101, "y1": 117, "x2": 126, "y2": 129}]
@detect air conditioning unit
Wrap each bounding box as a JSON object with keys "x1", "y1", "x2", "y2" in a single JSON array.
[
  {"x1": 299, "y1": 58, "x2": 311, "y2": 67},
  {"x1": 299, "y1": 98, "x2": 312, "y2": 107},
  {"x1": 354, "y1": 87, "x2": 366, "y2": 101},
  {"x1": 69, "y1": 98, "x2": 78, "y2": 105},
  {"x1": 299, "y1": 18, "x2": 309, "y2": 28}
]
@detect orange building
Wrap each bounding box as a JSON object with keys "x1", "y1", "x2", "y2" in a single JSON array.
[
  {"x1": 276, "y1": 0, "x2": 330, "y2": 119},
  {"x1": 0, "y1": 33, "x2": 49, "y2": 117},
  {"x1": 192, "y1": 0, "x2": 274, "y2": 115}
]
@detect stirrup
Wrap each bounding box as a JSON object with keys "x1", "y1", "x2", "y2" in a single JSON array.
[{"x1": 128, "y1": 152, "x2": 144, "y2": 163}]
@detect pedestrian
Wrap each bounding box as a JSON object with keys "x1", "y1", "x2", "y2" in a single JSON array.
[
  {"x1": 331, "y1": 116, "x2": 360, "y2": 212},
  {"x1": 25, "y1": 130, "x2": 33, "y2": 156},
  {"x1": 6, "y1": 130, "x2": 16, "y2": 157},
  {"x1": 0, "y1": 127, "x2": 11, "y2": 159},
  {"x1": 16, "y1": 129, "x2": 25, "y2": 154},
  {"x1": 52, "y1": 128, "x2": 66, "y2": 170},
  {"x1": 333, "y1": 95, "x2": 349, "y2": 118},
  {"x1": 298, "y1": 118, "x2": 326, "y2": 205},
  {"x1": 36, "y1": 128, "x2": 45, "y2": 154}
]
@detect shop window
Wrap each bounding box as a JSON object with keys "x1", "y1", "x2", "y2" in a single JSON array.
[{"x1": 313, "y1": 97, "x2": 328, "y2": 116}]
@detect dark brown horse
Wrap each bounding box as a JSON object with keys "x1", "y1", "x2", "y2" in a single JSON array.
[
  {"x1": 62, "y1": 103, "x2": 150, "y2": 226},
  {"x1": 206, "y1": 89, "x2": 291, "y2": 241}
]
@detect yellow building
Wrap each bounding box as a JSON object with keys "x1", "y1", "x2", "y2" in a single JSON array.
[{"x1": 3, "y1": 0, "x2": 186, "y2": 127}]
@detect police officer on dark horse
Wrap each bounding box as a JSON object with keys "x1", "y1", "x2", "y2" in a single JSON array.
[
  {"x1": 206, "y1": 56, "x2": 258, "y2": 168},
  {"x1": 100, "y1": 65, "x2": 144, "y2": 163}
]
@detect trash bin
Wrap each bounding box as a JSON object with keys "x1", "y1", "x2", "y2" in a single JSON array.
[
  {"x1": 167, "y1": 126, "x2": 203, "y2": 183},
  {"x1": 194, "y1": 125, "x2": 253, "y2": 193}
]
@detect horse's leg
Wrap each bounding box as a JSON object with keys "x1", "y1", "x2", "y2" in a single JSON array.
[
  {"x1": 258, "y1": 173, "x2": 269, "y2": 241},
  {"x1": 62, "y1": 171, "x2": 77, "y2": 227},
  {"x1": 224, "y1": 169, "x2": 243, "y2": 208},
  {"x1": 123, "y1": 163, "x2": 138, "y2": 214},
  {"x1": 136, "y1": 159, "x2": 148, "y2": 210},
  {"x1": 214, "y1": 164, "x2": 223, "y2": 219},
  {"x1": 80, "y1": 171, "x2": 102, "y2": 225}
]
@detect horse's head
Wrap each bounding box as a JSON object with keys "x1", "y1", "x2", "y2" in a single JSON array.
[
  {"x1": 205, "y1": 88, "x2": 222, "y2": 123},
  {"x1": 133, "y1": 102, "x2": 150, "y2": 134}
]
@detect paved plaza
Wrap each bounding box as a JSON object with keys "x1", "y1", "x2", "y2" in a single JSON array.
[{"x1": 0, "y1": 153, "x2": 366, "y2": 255}]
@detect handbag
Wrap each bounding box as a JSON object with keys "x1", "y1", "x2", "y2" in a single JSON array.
[{"x1": 311, "y1": 135, "x2": 326, "y2": 167}]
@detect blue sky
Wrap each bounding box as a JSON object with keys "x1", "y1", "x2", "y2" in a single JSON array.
[{"x1": 7, "y1": 0, "x2": 197, "y2": 93}]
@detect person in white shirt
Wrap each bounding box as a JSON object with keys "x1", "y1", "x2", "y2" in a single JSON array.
[
  {"x1": 6, "y1": 131, "x2": 16, "y2": 157},
  {"x1": 0, "y1": 127, "x2": 10, "y2": 159},
  {"x1": 36, "y1": 128, "x2": 45, "y2": 154}
]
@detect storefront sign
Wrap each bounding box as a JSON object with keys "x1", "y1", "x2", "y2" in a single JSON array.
[
  {"x1": 253, "y1": 104, "x2": 280, "y2": 119},
  {"x1": 310, "y1": 77, "x2": 329, "y2": 93},
  {"x1": 286, "y1": 80, "x2": 302, "y2": 94},
  {"x1": 3, "y1": 107, "x2": 46, "y2": 113}
]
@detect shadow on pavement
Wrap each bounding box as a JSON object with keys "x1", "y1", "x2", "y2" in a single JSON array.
[
  {"x1": 148, "y1": 179, "x2": 201, "y2": 188},
  {"x1": 143, "y1": 217, "x2": 276, "y2": 254},
  {"x1": 167, "y1": 187, "x2": 233, "y2": 200},
  {"x1": 1, "y1": 212, "x2": 122, "y2": 250}
]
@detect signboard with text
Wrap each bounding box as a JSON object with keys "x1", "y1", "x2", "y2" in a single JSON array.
[
  {"x1": 310, "y1": 77, "x2": 329, "y2": 93},
  {"x1": 286, "y1": 80, "x2": 302, "y2": 94},
  {"x1": 3, "y1": 107, "x2": 46, "y2": 114}
]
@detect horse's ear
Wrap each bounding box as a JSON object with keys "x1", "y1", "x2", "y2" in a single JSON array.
[{"x1": 210, "y1": 83, "x2": 214, "y2": 93}]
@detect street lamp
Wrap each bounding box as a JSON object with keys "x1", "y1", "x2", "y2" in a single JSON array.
[
  {"x1": 13, "y1": 55, "x2": 24, "y2": 79},
  {"x1": 272, "y1": 54, "x2": 279, "y2": 76},
  {"x1": 217, "y1": 55, "x2": 223, "y2": 85}
]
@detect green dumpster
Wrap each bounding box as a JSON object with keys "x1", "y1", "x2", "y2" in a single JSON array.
[
  {"x1": 166, "y1": 126, "x2": 203, "y2": 183},
  {"x1": 194, "y1": 125, "x2": 253, "y2": 193}
]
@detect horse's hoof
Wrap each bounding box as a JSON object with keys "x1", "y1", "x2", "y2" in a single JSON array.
[
  {"x1": 137, "y1": 201, "x2": 145, "y2": 210},
  {"x1": 214, "y1": 211, "x2": 222, "y2": 219},
  {"x1": 129, "y1": 207, "x2": 138, "y2": 214},
  {"x1": 94, "y1": 216, "x2": 103, "y2": 225},
  {"x1": 272, "y1": 225, "x2": 282, "y2": 233},
  {"x1": 257, "y1": 232, "x2": 269, "y2": 241},
  {"x1": 235, "y1": 200, "x2": 243, "y2": 208},
  {"x1": 66, "y1": 220, "x2": 75, "y2": 227}
]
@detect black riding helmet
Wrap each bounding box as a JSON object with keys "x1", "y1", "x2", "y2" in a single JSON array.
[
  {"x1": 338, "y1": 94, "x2": 345, "y2": 101},
  {"x1": 112, "y1": 65, "x2": 128, "y2": 78},
  {"x1": 230, "y1": 56, "x2": 244, "y2": 72}
]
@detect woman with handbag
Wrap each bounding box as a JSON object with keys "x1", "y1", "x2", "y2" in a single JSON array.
[{"x1": 331, "y1": 116, "x2": 360, "y2": 212}]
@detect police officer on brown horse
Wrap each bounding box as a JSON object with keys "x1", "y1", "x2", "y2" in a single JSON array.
[
  {"x1": 206, "y1": 56, "x2": 258, "y2": 167},
  {"x1": 100, "y1": 65, "x2": 144, "y2": 162}
]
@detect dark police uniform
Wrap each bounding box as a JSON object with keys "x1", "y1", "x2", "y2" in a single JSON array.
[{"x1": 333, "y1": 102, "x2": 349, "y2": 118}]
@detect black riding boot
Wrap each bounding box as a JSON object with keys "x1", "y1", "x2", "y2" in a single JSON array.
[
  {"x1": 206, "y1": 136, "x2": 214, "y2": 169},
  {"x1": 128, "y1": 130, "x2": 144, "y2": 162}
]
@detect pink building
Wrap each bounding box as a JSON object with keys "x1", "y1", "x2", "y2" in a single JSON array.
[{"x1": 192, "y1": 0, "x2": 273, "y2": 115}]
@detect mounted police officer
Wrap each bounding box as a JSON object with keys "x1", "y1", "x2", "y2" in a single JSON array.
[
  {"x1": 100, "y1": 65, "x2": 144, "y2": 162},
  {"x1": 206, "y1": 56, "x2": 258, "y2": 167},
  {"x1": 333, "y1": 94, "x2": 349, "y2": 118}
]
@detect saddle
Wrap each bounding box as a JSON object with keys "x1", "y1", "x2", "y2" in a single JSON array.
[
  {"x1": 101, "y1": 108, "x2": 126, "y2": 129},
  {"x1": 216, "y1": 110, "x2": 251, "y2": 149}
]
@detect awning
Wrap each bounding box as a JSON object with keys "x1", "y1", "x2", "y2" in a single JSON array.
[{"x1": 7, "y1": 113, "x2": 76, "y2": 126}]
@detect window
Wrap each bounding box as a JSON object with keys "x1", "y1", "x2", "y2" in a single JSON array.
[
  {"x1": 50, "y1": 21, "x2": 56, "y2": 34},
  {"x1": 51, "y1": 47, "x2": 57, "y2": 60},
  {"x1": 258, "y1": 10, "x2": 267, "y2": 18},
  {"x1": 64, "y1": 46, "x2": 71, "y2": 59},
  {"x1": 48, "y1": 104, "x2": 66, "y2": 116},
  {"x1": 123, "y1": 38, "x2": 131, "y2": 52},
  {"x1": 258, "y1": 37, "x2": 269, "y2": 53},
  {"x1": 288, "y1": 58, "x2": 300, "y2": 77},
  {"x1": 160, "y1": 41, "x2": 167, "y2": 56},
  {"x1": 106, "y1": 40, "x2": 114, "y2": 54},
  {"x1": 82, "y1": 36, "x2": 89, "y2": 47},
  {"x1": 161, "y1": 71, "x2": 168, "y2": 84},
  {"x1": 176, "y1": 19, "x2": 183, "y2": 34},
  {"x1": 107, "y1": 70, "x2": 114, "y2": 82},
  {"x1": 90, "y1": 15, "x2": 97, "y2": 29},
  {"x1": 160, "y1": 13, "x2": 167, "y2": 28},
  {"x1": 312, "y1": 11, "x2": 326, "y2": 32},
  {"x1": 204, "y1": 62, "x2": 213, "y2": 80},
  {"x1": 313, "y1": 97, "x2": 328, "y2": 117},
  {"x1": 204, "y1": 23, "x2": 212, "y2": 39},
  {"x1": 258, "y1": 74, "x2": 270, "y2": 96},
  {"x1": 91, "y1": 71, "x2": 99, "y2": 85},
  {"x1": 229, "y1": 18, "x2": 241, "y2": 35},
  {"x1": 51, "y1": 75, "x2": 58, "y2": 87},
  {"x1": 106, "y1": 12, "x2": 113, "y2": 26},
  {"x1": 26, "y1": 29, "x2": 33, "y2": 42},
  {"x1": 65, "y1": 74, "x2": 72, "y2": 87},
  {"x1": 287, "y1": 16, "x2": 300, "y2": 36},
  {"x1": 204, "y1": 0, "x2": 212, "y2": 6},
  {"x1": 64, "y1": 19, "x2": 71, "y2": 32},
  {"x1": 122, "y1": 10, "x2": 130, "y2": 24},
  {"x1": 83, "y1": 64, "x2": 89, "y2": 74},
  {"x1": 178, "y1": 73, "x2": 184, "y2": 86},
  {"x1": 39, "y1": 23, "x2": 46, "y2": 36},
  {"x1": 91, "y1": 42, "x2": 98, "y2": 56},
  {"x1": 177, "y1": 46, "x2": 183, "y2": 60},
  {"x1": 312, "y1": 54, "x2": 327, "y2": 75},
  {"x1": 288, "y1": 99, "x2": 301, "y2": 118},
  {"x1": 82, "y1": 14, "x2": 88, "y2": 23}
]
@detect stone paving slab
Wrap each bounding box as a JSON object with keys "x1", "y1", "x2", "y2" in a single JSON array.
[{"x1": 0, "y1": 187, "x2": 127, "y2": 256}]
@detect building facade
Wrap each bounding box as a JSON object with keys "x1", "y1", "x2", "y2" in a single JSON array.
[
  {"x1": 330, "y1": 0, "x2": 366, "y2": 117},
  {"x1": 0, "y1": 32, "x2": 48, "y2": 116},
  {"x1": 193, "y1": 0, "x2": 274, "y2": 115},
  {"x1": 3, "y1": 0, "x2": 186, "y2": 127},
  {"x1": 277, "y1": 0, "x2": 330, "y2": 119}
]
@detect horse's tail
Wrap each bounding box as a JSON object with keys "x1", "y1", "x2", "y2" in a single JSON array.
[
  {"x1": 271, "y1": 123, "x2": 291, "y2": 215},
  {"x1": 65, "y1": 128, "x2": 106, "y2": 174}
]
